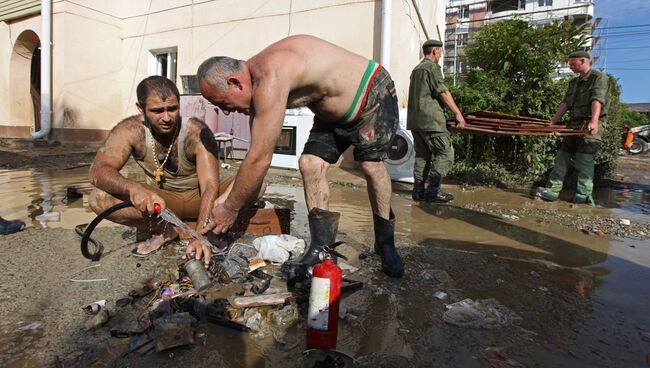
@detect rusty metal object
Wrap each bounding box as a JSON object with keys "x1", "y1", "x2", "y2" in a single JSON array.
[
  {"x1": 180, "y1": 207, "x2": 290, "y2": 238},
  {"x1": 183, "y1": 259, "x2": 212, "y2": 291},
  {"x1": 447, "y1": 111, "x2": 591, "y2": 136},
  {"x1": 232, "y1": 208, "x2": 291, "y2": 236},
  {"x1": 153, "y1": 312, "x2": 196, "y2": 352}
]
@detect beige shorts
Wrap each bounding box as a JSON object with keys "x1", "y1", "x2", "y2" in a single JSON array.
[{"x1": 150, "y1": 175, "x2": 234, "y2": 219}]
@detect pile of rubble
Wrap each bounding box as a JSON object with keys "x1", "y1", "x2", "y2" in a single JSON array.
[{"x1": 81, "y1": 207, "x2": 364, "y2": 362}]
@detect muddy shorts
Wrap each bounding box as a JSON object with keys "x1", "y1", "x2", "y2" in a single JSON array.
[
  {"x1": 149, "y1": 175, "x2": 234, "y2": 219},
  {"x1": 302, "y1": 66, "x2": 399, "y2": 163}
]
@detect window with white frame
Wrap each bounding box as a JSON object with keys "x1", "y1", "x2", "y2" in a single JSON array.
[
  {"x1": 458, "y1": 5, "x2": 469, "y2": 19},
  {"x1": 457, "y1": 33, "x2": 469, "y2": 47},
  {"x1": 149, "y1": 47, "x2": 177, "y2": 82},
  {"x1": 457, "y1": 60, "x2": 466, "y2": 74},
  {"x1": 490, "y1": 0, "x2": 525, "y2": 13},
  {"x1": 538, "y1": 0, "x2": 553, "y2": 6}
]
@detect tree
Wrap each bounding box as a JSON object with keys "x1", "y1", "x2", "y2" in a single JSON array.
[
  {"x1": 448, "y1": 19, "x2": 622, "y2": 187},
  {"x1": 462, "y1": 18, "x2": 586, "y2": 117}
]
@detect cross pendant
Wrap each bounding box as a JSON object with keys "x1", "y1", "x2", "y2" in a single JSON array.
[{"x1": 154, "y1": 168, "x2": 163, "y2": 183}]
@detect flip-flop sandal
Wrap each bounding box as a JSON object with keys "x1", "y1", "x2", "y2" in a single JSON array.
[
  {"x1": 131, "y1": 238, "x2": 168, "y2": 257},
  {"x1": 131, "y1": 248, "x2": 156, "y2": 258},
  {"x1": 131, "y1": 246, "x2": 161, "y2": 257}
]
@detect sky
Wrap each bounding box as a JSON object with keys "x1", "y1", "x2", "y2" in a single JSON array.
[{"x1": 595, "y1": 0, "x2": 650, "y2": 103}]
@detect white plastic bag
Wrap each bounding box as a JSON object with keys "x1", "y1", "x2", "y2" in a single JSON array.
[{"x1": 252, "y1": 234, "x2": 306, "y2": 263}]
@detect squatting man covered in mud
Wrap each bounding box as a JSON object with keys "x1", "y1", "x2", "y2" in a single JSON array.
[
  {"x1": 88, "y1": 76, "x2": 265, "y2": 267},
  {"x1": 196, "y1": 34, "x2": 404, "y2": 277}
]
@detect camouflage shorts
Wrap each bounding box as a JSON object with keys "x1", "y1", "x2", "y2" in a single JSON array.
[{"x1": 302, "y1": 68, "x2": 399, "y2": 163}]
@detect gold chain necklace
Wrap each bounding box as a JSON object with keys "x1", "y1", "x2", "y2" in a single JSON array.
[{"x1": 151, "y1": 126, "x2": 179, "y2": 186}]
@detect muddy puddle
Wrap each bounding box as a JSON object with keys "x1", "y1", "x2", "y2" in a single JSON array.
[{"x1": 0, "y1": 166, "x2": 649, "y2": 367}]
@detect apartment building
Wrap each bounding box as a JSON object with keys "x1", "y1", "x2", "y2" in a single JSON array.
[
  {"x1": 0, "y1": 0, "x2": 445, "y2": 142},
  {"x1": 445, "y1": 0, "x2": 595, "y2": 82}
]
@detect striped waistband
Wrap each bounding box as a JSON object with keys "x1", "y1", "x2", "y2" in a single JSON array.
[{"x1": 340, "y1": 60, "x2": 382, "y2": 124}]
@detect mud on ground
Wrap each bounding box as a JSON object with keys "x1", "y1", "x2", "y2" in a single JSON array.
[
  {"x1": 0, "y1": 142, "x2": 649, "y2": 367},
  {"x1": 0, "y1": 226, "x2": 625, "y2": 367}
]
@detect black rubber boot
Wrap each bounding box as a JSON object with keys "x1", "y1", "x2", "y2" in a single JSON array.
[
  {"x1": 281, "y1": 208, "x2": 341, "y2": 287},
  {"x1": 373, "y1": 210, "x2": 404, "y2": 278},
  {"x1": 424, "y1": 177, "x2": 454, "y2": 203},
  {"x1": 297, "y1": 207, "x2": 341, "y2": 266},
  {"x1": 412, "y1": 180, "x2": 425, "y2": 201}
]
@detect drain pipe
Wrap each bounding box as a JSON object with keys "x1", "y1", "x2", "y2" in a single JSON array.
[
  {"x1": 380, "y1": 0, "x2": 391, "y2": 70},
  {"x1": 33, "y1": 0, "x2": 51, "y2": 139}
]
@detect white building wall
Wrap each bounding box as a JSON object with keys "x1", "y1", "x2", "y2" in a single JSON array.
[
  {"x1": 58, "y1": 2, "x2": 123, "y2": 132},
  {"x1": 3, "y1": 15, "x2": 42, "y2": 133},
  {"x1": 0, "y1": 21, "x2": 12, "y2": 128},
  {"x1": 0, "y1": 0, "x2": 446, "y2": 139}
]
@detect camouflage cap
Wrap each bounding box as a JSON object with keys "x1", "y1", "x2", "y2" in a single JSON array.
[
  {"x1": 568, "y1": 50, "x2": 590, "y2": 59},
  {"x1": 423, "y1": 39, "x2": 444, "y2": 48}
]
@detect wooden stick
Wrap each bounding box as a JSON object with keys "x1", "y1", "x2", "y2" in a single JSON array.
[
  {"x1": 470, "y1": 111, "x2": 551, "y2": 123},
  {"x1": 451, "y1": 122, "x2": 566, "y2": 130},
  {"x1": 231, "y1": 292, "x2": 299, "y2": 308},
  {"x1": 469, "y1": 120, "x2": 550, "y2": 127},
  {"x1": 449, "y1": 126, "x2": 590, "y2": 136},
  {"x1": 466, "y1": 116, "x2": 551, "y2": 126}
]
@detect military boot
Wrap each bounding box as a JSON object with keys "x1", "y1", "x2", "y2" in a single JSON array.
[
  {"x1": 373, "y1": 210, "x2": 404, "y2": 278},
  {"x1": 412, "y1": 180, "x2": 425, "y2": 201},
  {"x1": 571, "y1": 194, "x2": 596, "y2": 207},
  {"x1": 424, "y1": 177, "x2": 454, "y2": 203},
  {"x1": 531, "y1": 186, "x2": 559, "y2": 202}
]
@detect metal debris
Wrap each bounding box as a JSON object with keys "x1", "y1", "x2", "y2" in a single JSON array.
[{"x1": 448, "y1": 111, "x2": 590, "y2": 136}]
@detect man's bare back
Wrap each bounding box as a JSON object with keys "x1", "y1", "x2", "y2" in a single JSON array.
[
  {"x1": 197, "y1": 36, "x2": 404, "y2": 277},
  {"x1": 248, "y1": 35, "x2": 370, "y2": 122}
]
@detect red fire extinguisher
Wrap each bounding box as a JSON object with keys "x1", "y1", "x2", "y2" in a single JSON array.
[{"x1": 306, "y1": 256, "x2": 342, "y2": 350}]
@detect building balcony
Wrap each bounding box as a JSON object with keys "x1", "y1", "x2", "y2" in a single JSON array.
[{"x1": 483, "y1": 0, "x2": 593, "y2": 24}]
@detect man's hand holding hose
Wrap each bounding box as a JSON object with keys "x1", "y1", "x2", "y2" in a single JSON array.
[{"x1": 129, "y1": 184, "x2": 166, "y2": 214}]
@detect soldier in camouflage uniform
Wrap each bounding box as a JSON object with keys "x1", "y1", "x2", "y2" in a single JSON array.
[
  {"x1": 532, "y1": 51, "x2": 611, "y2": 206},
  {"x1": 407, "y1": 39, "x2": 465, "y2": 202}
]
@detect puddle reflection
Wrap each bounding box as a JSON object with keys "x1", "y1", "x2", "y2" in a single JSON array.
[{"x1": 1, "y1": 167, "x2": 647, "y2": 258}]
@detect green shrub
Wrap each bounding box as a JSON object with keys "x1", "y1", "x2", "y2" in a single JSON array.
[
  {"x1": 620, "y1": 104, "x2": 648, "y2": 129},
  {"x1": 446, "y1": 19, "x2": 623, "y2": 187}
]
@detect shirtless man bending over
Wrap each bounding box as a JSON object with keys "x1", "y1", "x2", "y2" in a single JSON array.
[{"x1": 197, "y1": 35, "x2": 403, "y2": 277}]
